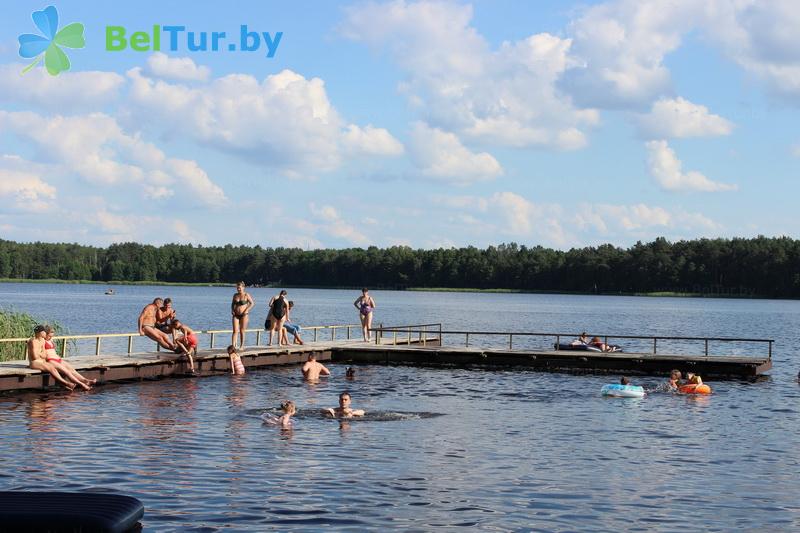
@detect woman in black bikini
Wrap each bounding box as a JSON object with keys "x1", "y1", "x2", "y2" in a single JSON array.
[
  {"x1": 231, "y1": 281, "x2": 254, "y2": 349},
  {"x1": 267, "y1": 290, "x2": 288, "y2": 346}
]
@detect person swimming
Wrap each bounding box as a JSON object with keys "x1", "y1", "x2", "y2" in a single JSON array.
[
  {"x1": 345, "y1": 367, "x2": 356, "y2": 379},
  {"x1": 324, "y1": 391, "x2": 365, "y2": 418}
]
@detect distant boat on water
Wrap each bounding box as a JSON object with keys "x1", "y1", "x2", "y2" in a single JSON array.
[{"x1": 105, "y1": 288, "x2": 115, "y2": 295}]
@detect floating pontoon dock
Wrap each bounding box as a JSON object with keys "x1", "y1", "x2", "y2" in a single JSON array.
[{"x1": 0, "y1": 324, "x2": 772, "y2": 393}]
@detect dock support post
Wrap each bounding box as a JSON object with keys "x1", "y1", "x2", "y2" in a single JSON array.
[
  {"x1": 314, "y1": 328, "x2": 318, "y2": 342},
  {"x1": 95, "y1": 337, "x2": 101, "y2": 356},
  {"x1": 62, "y1": 338, "x2": 68, "y2": 358},
  {"x1": 466, "y1": 333, "x2": 469, "y2": 347},
  {"x1": 439, "y1": 323, "x2": 442, "y2": 346},
  {"x1": 653, "y1": 338, "x2": 657, "y2": 354},
  {"x1": 704, "y1": 339, "x2": 708, "y2": 356},
  {"x1": 555, "y1": 335, "x2": 560, "y2": 350},
  {"x1": 332, "y1": 326, "x2": 336, "y2": 342},
  {"x1": 347, "y1": 326, "x2": 351, "y2": 340},
  {"x1": 509, "y1": 334, "x2": 513, "y2": 350},
  {"x1": 210, "y1": 332, "x2": 216, "y2": 349},
  {"x1": 256, "y1": 330, "x2": 262, "y2": 346},
  {"x1": 127, "y1": 335, "x2": 134, "y2": 355}
]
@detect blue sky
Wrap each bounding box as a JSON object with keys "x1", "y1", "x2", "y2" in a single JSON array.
[{"x1": 0, "y1": 0, "x2": 798, "y2": 249}]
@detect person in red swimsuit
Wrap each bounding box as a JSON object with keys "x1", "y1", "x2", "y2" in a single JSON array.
[
  {"x1": 43, "y1": 326, "x2": 95, "y2": 390},
  {"x1": 170, "y1": 320, "x2": 197, "y2": 374}
]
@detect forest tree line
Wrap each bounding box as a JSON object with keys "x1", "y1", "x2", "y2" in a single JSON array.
[{"x1": 0, "y1": 236, "x2": 798, "y2": 297}]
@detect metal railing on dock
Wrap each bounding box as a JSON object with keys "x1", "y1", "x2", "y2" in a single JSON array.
[
  {"x1": 0, "y1": 323, "x2": 362, "y2": 359},
  {"x1": 370, "y1": 324, "x2": 774, "y2": 359}
]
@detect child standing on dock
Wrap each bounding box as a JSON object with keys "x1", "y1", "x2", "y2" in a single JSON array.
[{"x1": 227, "y1": 345, "x2": 245, "y2": 375}]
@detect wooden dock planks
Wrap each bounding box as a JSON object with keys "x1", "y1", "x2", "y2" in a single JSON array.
[{"x1": 0, "y1": 336, "x2": 771, "y2": 393}]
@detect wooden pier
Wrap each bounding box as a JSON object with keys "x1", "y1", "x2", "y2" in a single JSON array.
[{"x1": 0, "y1": 324, "x2": 773, "y2": 393}]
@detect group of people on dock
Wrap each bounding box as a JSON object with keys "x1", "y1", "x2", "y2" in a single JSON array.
[{"x1": 137, "y1": 296, "x2": 199, "y2": 373}]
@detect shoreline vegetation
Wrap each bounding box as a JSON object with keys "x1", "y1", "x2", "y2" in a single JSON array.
[
  {"x1": 0, "y1": 280, "x2": 773, "y2": 300},
  {"x1": 0, "y1": 236, "x2": 798, "y2": 298},
  {"x1": 0, "y1": 310, "x2": 66, "y2": 361}
]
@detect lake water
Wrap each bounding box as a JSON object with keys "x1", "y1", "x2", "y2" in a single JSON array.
[{"x1": 1, "y1": 283, "x2": 799, "y2": 531}]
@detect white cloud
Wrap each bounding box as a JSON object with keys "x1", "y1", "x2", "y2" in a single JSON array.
[
  {"x1": 560, "y1": 0, "x2": 705, "y2": 109},
  {"x1": 0, "y1": 64, "x2": 124, "y2": 110},
  {"x1": 126, "y1": 67, "x2": 401, "y2": 174},
  {"x1": 645, "y1": 140, "x2": 737, "y2": 192},
  {"x1": 0, "y1": 159, "x2": 56, "y2": 213},
  {"x1": 145, "y1": 52, "x2": 210, "y2": 82},
  {"x1": 341, "y1": 1, "x2": 598, "y2": 150},
  {"x1": 342, "y1": 124, "x2": 404, "y2": 156},
  {"x1": 408, "y1": 122, "x2": 502, "y2": 184},
  {"x1": 0, "y1": 111, "x2": 228, "y2": 206},
  {"x1": 636, "y1": 97, "x2": 734, "y2": 138},
  {"x1": 432, "y1": 191, "x2": 568, "y2": 246},
  {"x1": 705, "y1": 1, "x2": 800, "y2": 101},
  {"x1": 574, "y1": 203, "x2": 719, "y2": 233},
  {"x1": 309, "y1": 203, "x2": 370, "y2": 245}
]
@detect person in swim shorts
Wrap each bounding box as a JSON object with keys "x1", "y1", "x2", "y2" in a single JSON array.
[
  {"x1": 138, "y1": 298, "x2": 175, "y2": 350},
  {"x1": 227, "y1": 344, "x2": 245, "y2": 375},
  {"x1": 170, "y1": 320, "x2": 197, "y2": 373},
  {"x1": 280, "y1": 301, "x2": 304, "y2": 345},
  {"x1": 354, "y1": 288, "x2": 376, "y2": 342},
  {"x1": 324, "y1": 391, "x2": 365, "y2": 418},
  {"x1": 302, "y1": 354, "x2": 330, "y2": 382},
  {"x1": 156, "y1": 298, "x2": 176, "y2": 333}
]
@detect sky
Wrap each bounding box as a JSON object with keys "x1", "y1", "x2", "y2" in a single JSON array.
[{"x1": 0, "y1": 0, "x2": 798, "y2": 250}]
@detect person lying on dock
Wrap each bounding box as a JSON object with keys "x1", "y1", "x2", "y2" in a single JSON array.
[
  {"x1": 27, "y1": 325, "x2": 81, "y2": 391},
  {"x1": 138, "y1": 298, "x2": 175, "y2": 351},
  {"x1": 44, "y1": 326, "x2": 96, "y2": 389},
  {"x1": 324, "y1": 391, "x2": 365, "y2": 418},
  {"x1": 571, "y1": 332, "x2": 590, "y2": 346},
  {"x1": 227, "y1": 345, "x2": 246, "y2": 375},
  {"x1": 170, "y1": 320, "x2": 197, "y2": 374},
  {"x1": 302, "y1": 354, "x2": 330, "y2": 382}
]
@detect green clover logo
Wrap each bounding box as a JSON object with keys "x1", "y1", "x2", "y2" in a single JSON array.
[{"x1": 18, "y1": 5, "x2": 85, "y2": 76}]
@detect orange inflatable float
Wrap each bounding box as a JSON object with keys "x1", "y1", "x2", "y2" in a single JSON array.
[{"x1": 679, "y1": 383, "x2": 712, "y2": 394}]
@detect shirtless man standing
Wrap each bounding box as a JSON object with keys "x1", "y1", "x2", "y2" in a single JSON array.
[
  {"x1": 138, "y1": 298, "x2": 175, "y2": 350},
  {"x1": 301, "y1": 354, "x2": 331, "y2": 382}
]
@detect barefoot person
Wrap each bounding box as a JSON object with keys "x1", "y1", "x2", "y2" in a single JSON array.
[
  {"x1": 324, "y1": 391, "x2": 365, "y2": 418},
  {"x1": 301, "y1": 354, "x2": 330, "y2": 382},
  {"x1": 267, "y1": 290, "x2": 289, "y2": 346},
  {"x1": 354, "y1": 288, "x2": 376, "y2": 342},
  {"x1": 170, "y1": 320, "x2": 198, "y2": 373},
  {"x1": 44, "y1": 326, "x2": 95, "y2": 389},
  {"x1": 281, "y1": 301, "x2": 304, "y2": 345},
  {"x1": 231, "y1": 282, "x2": 254, "y2": 349},
  {"x1": 138, "y1": 298, "x2": 175, "y2": 350},
  {"x1": 27, "y1": 325, "x2": 77, "y2": 391}
]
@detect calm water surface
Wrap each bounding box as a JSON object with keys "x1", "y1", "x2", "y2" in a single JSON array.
[{"x1": 1, "y1": 283, "x2": 799, "y2": 531}]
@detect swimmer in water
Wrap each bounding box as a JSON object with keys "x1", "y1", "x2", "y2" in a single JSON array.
[
  {"x1": 278, "y1": 400, "x2": 295, "y2": 429},
  {"x1": 301, "y1": 354, "x2": 330, "y2": 382},
  {"x1": 620, "y1": 376, "x2": 631, "y2": 385},
  {"x1": 345, "y1": 367, "x2": 355, "y2": 379},
  {"x1": 685, "y1": 372, "x2": 703, "y2": 385},
  {"x1": 324, "y1": 391, "x2": 365, "y2": 418},
  {"x1": 667, "y1": 369, "x2": 682, "y2": 390}
]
